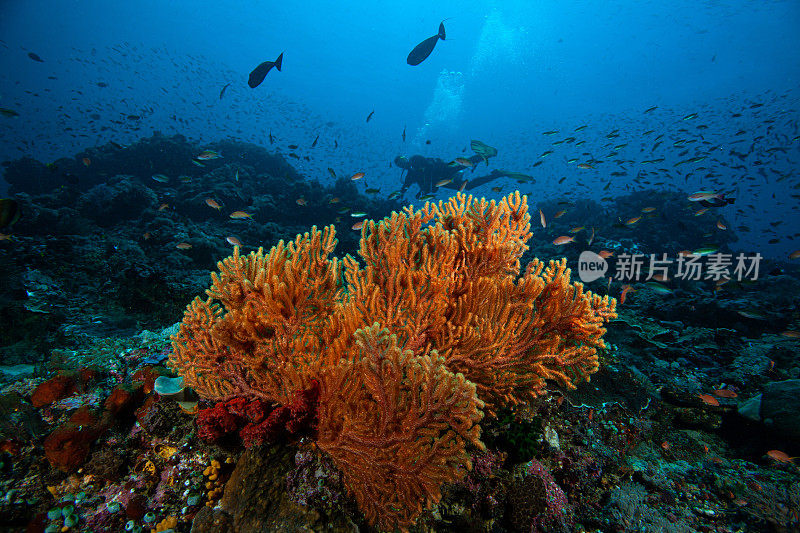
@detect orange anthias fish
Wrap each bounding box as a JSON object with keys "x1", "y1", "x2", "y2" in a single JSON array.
[
  {"x1": 539, "y1": 209, "x2": 546, "y2": 228},
  {"x1": 713, "y1": 389, "x2": 738, "y2": 398},
  {"x1": 82, "y1": 157, "x2": 91, "y2": 167},
  {"x1": 779, "y1": 330, "x2": 800, "y2": 338},
  {"x1": 226, "y1": 236, "x2": 242, "y2": 246},
  {"x1": 577, "y1": 163, "x2": 595, "y2": 169},
  {"x1": 625, "y1": 216, "x2": 641, "y2": 226},
  {"x1": 714, "y1": 278, "x2": 730, "y2": 293},
  {"x1": 619, "y1": 284, "x2": 634, "y2": 304},
  {"x1": 552, "y1": 235, "x2": 575, "y2": 246},
  {"x1": 766, "y1": 450, "x2": 796, "y2": 464},
  {"x1": 205, "y1": 198, "x2": 222, "y2": 210},
  {"x1": 176, "y1": 242, "x2": 192, "y2": 250},
  {"x1": 352, "y1": 220, "x2": 365, "y2": 231},
  {"x1": 554, "y1": 210, "x2": 566, "y2": 218},
  {"x1": 598, "y1": 250, "x2": 614, "y2": 259},
  {"x1": 454, "y1": 157, "x2": 473, "y2": 167},
  {"x1": 229, "y1": 211, "x2": 253, "y2": 219},
  {"x1": 717, "y1": 220, "x2": 727, "y2": 230},
  {"x1": 697, "y1": 394, "x2": 720, "y2": 406},
  {"x1": 789, "y1": 250, "x2": 800, "y2": 260},
  {"x1": 296, "y1": 196, "x2": 307, "y2": 206},
  {"x1": 350, "y1": 172, "x2": 365, "y2": 181},
  {"x1": 588, "y1": 227, "x2": 595, "y2": 245}
]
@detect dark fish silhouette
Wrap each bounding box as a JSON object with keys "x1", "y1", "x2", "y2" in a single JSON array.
[
  {"x1": 219, "y1": 83, "x2": 231, "y2": 100},
  {"x1": 366, "y1": 109, "x2": 374, "y2": 122},
  {"x1": 699, "y1": 196, "x2": 735, "y2": 208},
  {"x1": 0, "y1": 199, "x2": 21, "y2": 229},
  {"x1": 27, "y1": 52, "x2": 44, "y2": 62},
  {"x1": 311, "y1": 134, "x2": 319, "y2": 148},
  {"x1": 407, "y1": 21, "x2": 446, "y2": 66},
  {"x1": 248, "y1": 52, "x2": 283, "y2": 88}
]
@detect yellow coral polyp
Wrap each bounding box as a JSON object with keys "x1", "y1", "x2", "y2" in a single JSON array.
[
  {"x1": 171, "y1": 191, "x2": 616, "y2": 530},
  {"x1": 151, "y1": 515, "x2": 179, "y2": 533},
  {"x1": 155, "y1": 445, "x2": 177, "y2": 460}
]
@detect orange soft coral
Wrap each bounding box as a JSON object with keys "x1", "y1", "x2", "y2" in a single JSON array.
[
  {"x1": 170, "y1": 191, "x2": 616, "y2": 529},
  {"x1": 316, "y1": 324, "x2": 484, "y2": 530},
  {"x1": 170, "y1": 226, "x2": 342, "y2": 404}
]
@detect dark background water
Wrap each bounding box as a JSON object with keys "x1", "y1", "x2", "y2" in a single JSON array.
[{"x1": 1, "y1": 0, "x2": 798, "y2": 256}]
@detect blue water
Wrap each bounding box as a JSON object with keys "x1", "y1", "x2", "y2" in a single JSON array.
[{"x1": 1, "y1": 0, "x2": 798, "y2": 256}]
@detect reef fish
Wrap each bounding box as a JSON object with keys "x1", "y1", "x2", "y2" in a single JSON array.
[
  {"x1": 248, "y1": 52, "x2": 284, "y2": 88},
  {"x1": 0, "y1": 199, "x2": 21, "y2": 228},
  {"x1": 470, "y1": 139, "x2": 498, "y2": 164},
  {"x1": 196, "y1": 150, "x2": 221, "y2": 160},
  {"x1": 219, "y1": 83, "x2": 231, "y2": 100},
  {"x1": 766, "y1": 450, "x2": 795, "y2": 464},
  {"x1": 407, "y1": 21, "x2": 446, "y2": 66}
]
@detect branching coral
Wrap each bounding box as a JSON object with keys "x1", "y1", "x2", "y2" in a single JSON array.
[
  {"x1": 170, "y1": 191, "x2": 616, "y2": 529},
  {"x1": 340, "y1": 192, "x2": 616, "y2": 413},
  {"x1": 170, "y1": 226, "x2": 342, "y2": 404},
  {"x1": 316, "y1": 324, "x2": 484, "y2": 529}
]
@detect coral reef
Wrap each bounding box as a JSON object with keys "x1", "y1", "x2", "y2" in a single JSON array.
[
  {"x1": 1, "y1": 132, "x2": 798, "y2": 533},
  {"x1": 508, "y1": 458, "x2": 572, "y2": 532},
  {"x1": 171, "y1": 191, "x2": 616, "y2": 528}
]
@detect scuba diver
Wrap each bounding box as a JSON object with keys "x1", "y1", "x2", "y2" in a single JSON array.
[{"x1": 394, "y1": 154, "x2": 509, "y2": 198}]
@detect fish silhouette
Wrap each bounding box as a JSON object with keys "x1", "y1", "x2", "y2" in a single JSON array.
[
  {"x1": 407, "y1": 21, "x2": 446, "y2": 66},
  {"x1": 248, "y1": 52, "x2": 284, "y2": 88}
]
